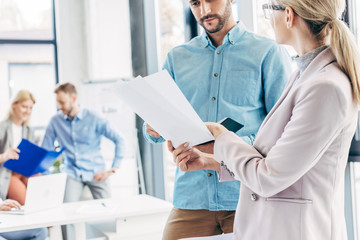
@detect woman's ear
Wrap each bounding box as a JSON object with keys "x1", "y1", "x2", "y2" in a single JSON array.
[{"x1": 285, "y1": 6, "x2": 295, "y2": 29}]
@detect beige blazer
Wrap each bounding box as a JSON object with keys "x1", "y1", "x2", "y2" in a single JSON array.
[{"x1": 214, "y1": 48, "x2": 358, "y2": 240}]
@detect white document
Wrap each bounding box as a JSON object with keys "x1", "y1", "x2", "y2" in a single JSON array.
[
  {"x1": 112, "y1": 70, "x2": 214, "y2": 147},
  {"x1": 180, "y1": 233, "x2": 234, "y2": 240},
  {"x1": 75, "y1": 203, "x2": 118, "y2": 214}
]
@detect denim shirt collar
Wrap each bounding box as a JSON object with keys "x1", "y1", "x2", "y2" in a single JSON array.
[
  {"x1": 63, "y1": 107, "x2": 85, "y2": 121},
  {"x1": 200, "y1": 21, "x2": 247, "y2": 48}
]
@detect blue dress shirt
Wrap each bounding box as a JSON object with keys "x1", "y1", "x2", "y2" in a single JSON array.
[
  {"x1": 41, "y1": 108, "x2": 125, "y2": 182},
  {"x1": 144, "y1": 22, "x2": 291, "y2": 210}
]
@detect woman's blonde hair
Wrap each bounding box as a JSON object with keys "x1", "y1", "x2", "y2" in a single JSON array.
[
  {"x1": 8, "y1": 90, "x2": 36, "y2": 125},
  {"x1": 277, "y1": 0, "x2": 360, "y2": 103}
]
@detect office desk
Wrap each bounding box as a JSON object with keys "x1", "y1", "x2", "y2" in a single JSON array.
[{"x1": 0, "y1": 194, "x2": 172, "y2": 240}]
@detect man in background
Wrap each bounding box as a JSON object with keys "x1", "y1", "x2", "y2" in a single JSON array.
[
  {"x1": 144, "y1": 0, "x2": 291, "y2": 239},
  {"x1": 42, "y1": 83, "x2": 125, "y2": 202}
]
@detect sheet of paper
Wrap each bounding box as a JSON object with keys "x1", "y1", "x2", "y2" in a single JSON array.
[
  {"x1": 180, "y1": 233, "x2": 234, "y2": 240},
  {"x1": 111, "y1": 70, "x2": 214, "y2": 147},
  {"x1": 75, "y1": 203, "x2": 118, "y2": 214}
]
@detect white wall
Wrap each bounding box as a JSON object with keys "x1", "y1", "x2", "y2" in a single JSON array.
[
  {"x1": 84, "y1": 0, "x2": 132, "y2": 80},
  {"x1": 55, "y1": 0, "x2": 87, "y2": 89},
  {"x1": 55, "y1": 0, "x2": 138, "y2": 197},
  {"x1": 55, "y1": 0, "x2": 132, "y2": 85}
]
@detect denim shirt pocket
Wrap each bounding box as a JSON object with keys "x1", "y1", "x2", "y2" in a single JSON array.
[
  {"x1": 77, "y1": 126, "x2": 94, "y2": 144},
  {"x1": 223, "y1": 70, "x2": 257, "y2": 105}
]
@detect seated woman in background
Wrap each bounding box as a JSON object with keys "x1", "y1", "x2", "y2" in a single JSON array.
[
  {"x1": 0, "y1": 197, "x2": 47, "y2": 240},
  {"x1": 0, "y1": 90, "x2": 36, "y2": 205}
]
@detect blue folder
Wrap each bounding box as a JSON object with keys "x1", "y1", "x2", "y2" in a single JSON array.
[{"x1": 3, "y1": 139, "x2": 65, "y2": 177}]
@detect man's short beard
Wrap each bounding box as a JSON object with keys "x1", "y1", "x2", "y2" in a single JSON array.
[
  {"x1": 200, "y1": 14, "x2": 225, "y2": 33},
  {"x1": 199, "y1": 1, "x2": 232, "y2": 34},
  {"x1": 65, "y1": 105, "x2": 74, "y2": 117}
]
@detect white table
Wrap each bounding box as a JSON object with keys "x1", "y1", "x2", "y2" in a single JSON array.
[{"x1": 0, "y1": 194, "x2": 172, "y2": 240}]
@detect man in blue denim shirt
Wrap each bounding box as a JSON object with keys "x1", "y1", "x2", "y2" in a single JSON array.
[
  {"x1": 42, "y1": 83, "x2": 125, "y2": 202},
  {"x1": 144, "y1": 0, "x2": 291, "y2": 239}
]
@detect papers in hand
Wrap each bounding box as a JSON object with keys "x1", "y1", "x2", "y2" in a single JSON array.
[
  {"x1": 112, "y1": 70, "x2": 214, "y2": 148},
  {"x1": 3, "y1": 139, "x2": 65, "y2": 177}
]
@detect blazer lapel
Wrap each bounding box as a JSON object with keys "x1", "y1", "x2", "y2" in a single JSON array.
[
  {"x1": 22, "y1": 125, "x2": 28, "y2": 140},
  {"x1": 258, "y1": 69, "x2": 299, "y2": 132},
  {"x1": 294, "y1": 48, "x2": 336, "y2": 86},
  {"x1": 258, "y1": 48, "x2": 336, "y2": 133},
  {"x1": 5, "y1": 119, "x2": 13, "y2": 148}
]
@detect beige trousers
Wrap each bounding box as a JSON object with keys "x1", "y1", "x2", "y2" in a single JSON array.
[{"x1": 162, "y1": 207, "x2": 235, "y2": 240}]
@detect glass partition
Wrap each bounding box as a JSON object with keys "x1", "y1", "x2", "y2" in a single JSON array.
[
  {"x1": 0, "y1": 0, "x2": 53, "y2": 40},
  {"x1": 0, "y1": 0, "x2": 57, "y2": 130}
]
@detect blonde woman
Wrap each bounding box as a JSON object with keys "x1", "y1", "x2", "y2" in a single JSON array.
[
  {"x1": 170, "y1": 0, "x2": 360, "y2": 239},
  {"x1": 0, "y1": 90, "x2": 36, "y2": 205}
]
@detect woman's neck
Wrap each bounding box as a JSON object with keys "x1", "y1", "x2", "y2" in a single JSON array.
[
  {"x1": 12, "y1": 117, "x2": 23, "y2": 127},
  {"x1": 295, "y1": 41, "x2": 324, "y2": 56},
  {"x1": 291, "y1": 19, "x2": 324, "y2": 56}
]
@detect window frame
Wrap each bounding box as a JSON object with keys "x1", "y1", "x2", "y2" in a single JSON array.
[{"x1": 0, "y1": 0, "x2": 59, "y2": 84}]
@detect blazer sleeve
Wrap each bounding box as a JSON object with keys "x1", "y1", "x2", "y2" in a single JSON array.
[
  {"x1": 214, "y1": 80, "x2": 352, "y2": 197},
  {"x1": 218, "y1": 165, "x2": 236, "y2": 182}
]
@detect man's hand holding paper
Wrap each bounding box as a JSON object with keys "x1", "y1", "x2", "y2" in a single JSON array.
[
  {"x1": 146, "y1": 124, "x2": 161, "y2": 138},
  {"x1": 167, "y1": 141, "x2": 218, "y2": 172},
  {"x1": 112, "y1": 70, "x2": 214, "y2": 148}
]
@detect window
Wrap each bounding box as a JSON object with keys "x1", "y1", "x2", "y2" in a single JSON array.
[
  {"x1": 0, "y1": 0, "x2": 57, "y2": 131},
  {"x1": 348, "y1": 0, "x2": 360, "y2": 239},
  {"x1": 355, "y1": 0, "x2": 360, "y2": 45},
  {"x1": 0, "y1": 0, "x2": 53, "y2": 40},
  {"x1": 255, "y1": 0, "x2": 275, "y2": 39},
  {"x1": 254, "y1": 0, "x2": 296, "y2": 66},
  {"x1": 158, "y1": 0, "x2": 185, "y2": 65},
  {"x1": 158, "y1": 0, "x2": 185, "y2": 201}
]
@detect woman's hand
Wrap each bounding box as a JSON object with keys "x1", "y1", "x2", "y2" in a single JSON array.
[
  {"x1": 167, "y1": 141, "x2": 220, "y2": 172},
  {"x1": 205, "y1": 122, "x2": 229, "y2": 139},
  {"x1": 0, "y1": 148, "x2": 20, "y2": 163},
  {"x1": 0, "y1": 199, "x2": 21, "y2": 211}
]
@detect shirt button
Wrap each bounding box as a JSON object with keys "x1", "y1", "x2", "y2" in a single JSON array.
[
  {"x1": 216, "y1": 51, "x2": 220, "y2": 54},
  {"x1": 212, "y1": 97, "x2": 216, "y2": 101},
  {"x1": 214, "y1": 73, "x2": 218, "y2": 77},
  {"x1": 208, "y1": 173, "x2": 212, "y2": 177},
  {"x1": 250, "y1": 193, "x2": 257, "y2": 201}
]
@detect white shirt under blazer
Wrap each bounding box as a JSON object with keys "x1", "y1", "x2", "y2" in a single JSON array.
[{"x1": 215, "y1": 48, "x2": 358, "y2": 240}]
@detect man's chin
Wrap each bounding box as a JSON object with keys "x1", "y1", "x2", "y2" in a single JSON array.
[
  {"x1": 205, "y1": 27, "x2": 222, "y2": 34},
  {"x1": 202, "y1": 23, "x2": 223, "y2": 34}
]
